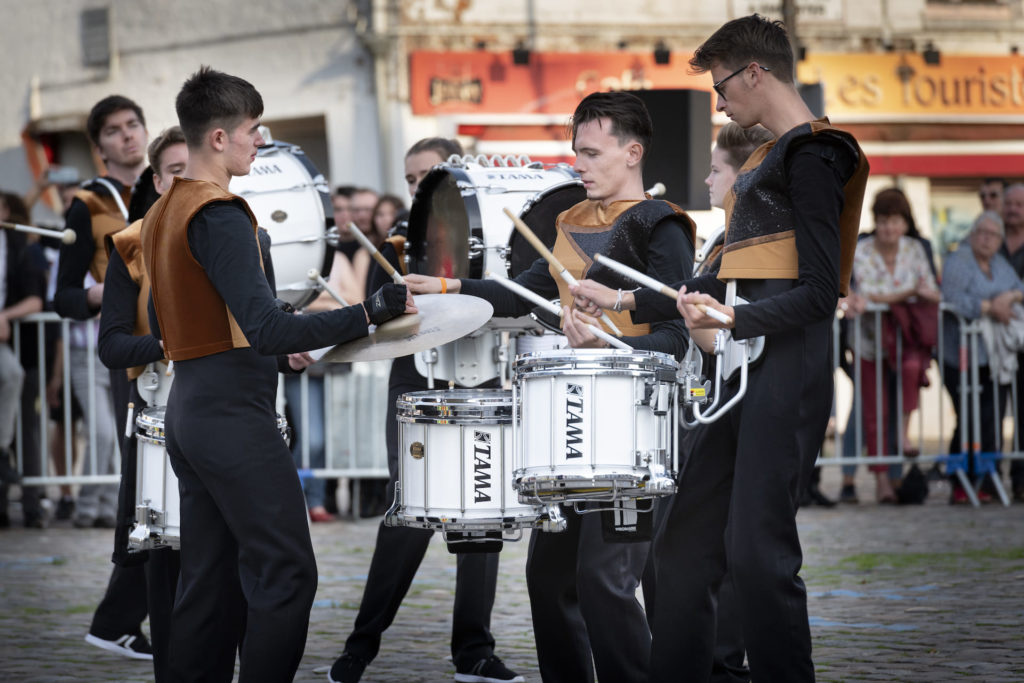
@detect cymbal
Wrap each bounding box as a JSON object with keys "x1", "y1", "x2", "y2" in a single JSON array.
[{"x1": 321, "y1": 294, "x2": 493, "y2": 363}]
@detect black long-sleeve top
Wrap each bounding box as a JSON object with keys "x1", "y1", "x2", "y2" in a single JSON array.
[
  {"x1": 54, "y1": 178, "x2": 128, "y2": 320},
  {"x1": 181, "y1": 203, "x2": 369, "y2": 355},
  {"x1": 633, "y1": 137, "x2": 857, "y2": 342},
  {"x1": 103, "y1": 228, "x2": 282, "y2": 372},
  {"x1": 458, "y1": 217, "x2": 694, "y2": 359}
]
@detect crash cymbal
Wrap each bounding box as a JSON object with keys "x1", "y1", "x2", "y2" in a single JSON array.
[{"x1": 321, "y1": 294, "x2": 493, "y2": 363}]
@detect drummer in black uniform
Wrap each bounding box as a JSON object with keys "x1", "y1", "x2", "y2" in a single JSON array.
[
  {"x1": 141, "y1": 66, "x2": 413, "y2": 682},
  {"x1": 405, "y1": 92, "x2": 694, "y2": 683},
  {"x1": 327, "y1": 137, "x2": 522, "y2": 683}
]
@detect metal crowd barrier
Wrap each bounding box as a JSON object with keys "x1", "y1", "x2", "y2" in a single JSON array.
[
  {"x1": 10, "y1": 302, "x2": 1021, "y2": 508},
  {"x1": 9, "y1": 313, "x2": 389, "y2": 492},
  {"x1": 820, "y1": 300, "x2": 1021, "y2": 507}
]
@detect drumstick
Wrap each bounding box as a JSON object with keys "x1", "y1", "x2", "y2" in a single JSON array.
[
  {"x1": 593, "y1": 253, "x2": 734, "y2": 326},
  {"x1": 348, "y1": 222, "x2": 404, "y2": 284},
  {"x1": 124, "y1": 402, "x2": 135, "y2": 439},
  {"x1": 307, "y1": 268, "x2": 349, "y2": 307},
  {"x1": 484, "y1": 271, "x2": 632, "y2": 350},
  {"x1": 502, "y1": 207, "x2": 623, "y2": 337},
  {"x1": 1, "y1": 220, "x2": 76, "y2": 244}
]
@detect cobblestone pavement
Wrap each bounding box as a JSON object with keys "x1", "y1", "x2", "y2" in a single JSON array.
[{"x1": 2, "y1": 468, "x2": 1023, "y2": 682}]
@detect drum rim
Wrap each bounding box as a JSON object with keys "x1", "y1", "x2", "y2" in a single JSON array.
[{"x1": 514, "y1": 348, "x2": 678, "y2": 374}]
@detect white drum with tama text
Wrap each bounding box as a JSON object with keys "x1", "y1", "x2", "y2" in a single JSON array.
[
  {"x1": 388, "y1": 389, "x2": 563, "y2": 540},
  {"x1": 513, "y1": 349, "x2": 679, "y2": 504},
  {"x1": 129, "y1": 407, "x2": 291, "y2": 550},
  {"x1": 229, "y1": 139, "x2": 332, "y2": 309}
]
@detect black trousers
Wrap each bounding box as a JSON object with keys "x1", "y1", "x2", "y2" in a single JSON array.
[
  {"x1": 526, "y1": 505, "x2": 650, "y2": 683},
  {"x1": 89, "y1": 369, "x2": 150, "y2": 641},
  {"x1": 649, "y1": 318, "x2": 831, "y2": 683},
  {"x1": 343, "y1": 371, "x2": 498, "y2": 669},
  {"x1": 165, "y1": 374, "x2": 317, "y2": 683}
]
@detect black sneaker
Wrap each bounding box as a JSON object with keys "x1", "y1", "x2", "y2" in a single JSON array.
[
  {"x1": 839, "y1": 484, "x2": 859, "y2": 504},
  {"x1": 84, "y1": 631, "x2": 153, "y2": 660},
  {"x1": 327, "y1": 651, "x2": 369, "y2": 683},
  {"x1": 454, "y1": 655, "x2": 525, "y2": 683},
  {"x1": 56, "y1": 496, "x2": 75, "y2": 520}
]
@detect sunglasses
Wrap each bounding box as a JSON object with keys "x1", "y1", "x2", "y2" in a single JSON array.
[
  {"x1": 980, "y1": 191, "x2": 1001, "y2": 199},
  {"x1": 713, "y1": 63, "x2": 772, "y2": 98}
]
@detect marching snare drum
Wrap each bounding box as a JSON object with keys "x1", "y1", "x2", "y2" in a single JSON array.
[
  {"x1": 405, "y1": 160, "x2": 584, "y2": 281},
  {"x1": 513, "y1": 349, "x2": 678, "y2": 504},
  {"x1": 129, "y1": 407, "x2": 290, "y2": 550},
  {"x1": 388, "y1": 389, "x2": 564, "y2": 541},
  {"x1": 230, "y1": 139, "x2": 332, "y2": 309}
]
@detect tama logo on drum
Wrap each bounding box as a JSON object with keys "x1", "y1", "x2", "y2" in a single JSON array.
[
  {"x1": 249, "y1": 163, "x2": 284, "y2": 176},
  {"x1": 565, "y1": 383, "x2": 584, "y2": 459},
  {"x1": 473, "y1": 430, "x2": 492, "y2": 503}
]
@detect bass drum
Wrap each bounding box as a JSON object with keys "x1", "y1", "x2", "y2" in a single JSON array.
[
  {"x1": 229, "y1": 140, "x2": 332, "y2": 309},
  {"x1": 405, "y1": 162, "x2": 584, "y2": 280}
]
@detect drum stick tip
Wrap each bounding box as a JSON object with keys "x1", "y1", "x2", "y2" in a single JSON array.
[
  {"x1": 307, "y1": 268, "x2": 320, "y2": 280},
  {"x1": 62, "y1": 229, "x2": 77, "y2": 244}
]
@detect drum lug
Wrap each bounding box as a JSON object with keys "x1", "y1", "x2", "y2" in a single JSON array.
[
  {"x1": 540, "y1": 505, "x2": 567, "y2": 533},
  {"x1": 384, "y1": 481, "x2": 403, "y2": 528},
  {"x1": 468, "y1": 235, "x2": 484, "y2": 260}
]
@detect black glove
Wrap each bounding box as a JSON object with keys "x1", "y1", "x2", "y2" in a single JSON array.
[{"x1": 365, "y1": 283, "x2": 407, "y2": 325}]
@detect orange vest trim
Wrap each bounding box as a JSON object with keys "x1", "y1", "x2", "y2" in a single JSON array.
[{"x1": 76, "y1": 186, "x2": 130, "y2": 284}]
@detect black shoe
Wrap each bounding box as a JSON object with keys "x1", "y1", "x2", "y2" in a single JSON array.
[
  {"x1": 24, "y1": 511, "x2": 47, "y2": 529},
  {"x1": 55, "y1": 496, "x2": 75, "y2": 520},
  {"x1": 839, "y1": 484, "x2": 859, "y2": 504},
  {"x1": 328, "y1": 651, "x2": 369, "y2": 683},
  {"x1": 454, "y1": 655, "x2": 525, "y2": 683},
  {"x1": 84, "y1": 631, "x2": 153, "y2": 660},
  {"x1": 93, "y1": 515, "x2": 117, "y2": 529},
  {"x1": 802, "y1": 484, "x2": 836, "y2": 508},
  {"x1": 1013, "y1": 485, "x2": 1024, "y2": 503}
]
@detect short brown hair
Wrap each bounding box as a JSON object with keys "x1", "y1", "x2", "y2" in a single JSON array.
[
  {"x1": 715, "y1": 122, "x2": 774, "y2": 171},
  {"x1": 406, "y1": 137, "x2": 463, "y2": 161},
  {"x1": 872, "y1": 187, "x2": 920, "y2": 238},
  {"x1": 87, "y1": 95, "x2": 146, "y2": 147},
  {"x1": 175, "y1": 66, "x2": 263, "y2": 148},
  {"x1": 690, "y1": 14, "x2": 795, "y2": 84},
  {"x1": 570, "y1": 91, "x2": 653, "y2": 163},
  {"x1": 147, "y1": 126, "x2": 187, "y2": 177}
]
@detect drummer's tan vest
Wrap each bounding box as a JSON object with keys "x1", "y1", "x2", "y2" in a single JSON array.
[
  {"x1": 550, "y1": 199, "x2": 691, "y2": 337},
  {"x1": 75, "y1": 183, "x2": 132, "y2": 284},
  {"x1": 106, "y1": 221, "x2": 169, "y2": 380},
  {"x1": 141, "y1": 177, "x2": 261, "y2": 361}
]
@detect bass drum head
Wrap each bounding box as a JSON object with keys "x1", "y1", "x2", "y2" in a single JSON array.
[
  {"x1": 507, "y1": 180, "x2": 587, "y2": 277},
  {"x1": 229, "y1": 141, "x2": 332, "y2": 309},
  {"x1": 406, "y1": 163, "x2": 580, "y2": 280},
  {"x1": 406, "y1": 166, "x2": 475, "y2": 279}
]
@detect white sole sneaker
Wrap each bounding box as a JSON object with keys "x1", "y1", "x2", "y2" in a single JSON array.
[{"x1": 84, "y1": 633, "x2": 154, "y2": 660}]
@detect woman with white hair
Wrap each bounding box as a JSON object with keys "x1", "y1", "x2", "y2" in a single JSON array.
[{"x1": 941, "y1": 210, "x2": 1024, "y2": 503}]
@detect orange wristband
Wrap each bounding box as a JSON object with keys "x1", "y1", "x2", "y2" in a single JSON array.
[{"x1": 439, "y1": 277, "x2": 447, "y2": 294}]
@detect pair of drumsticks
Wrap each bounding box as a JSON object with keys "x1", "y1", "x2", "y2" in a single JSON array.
[
  {"x1": 315, "y1": 213, "x2": 732, "y2": 344},
  {"x1": 494, "y1": 207, "x2": 733, "y2": 332}
]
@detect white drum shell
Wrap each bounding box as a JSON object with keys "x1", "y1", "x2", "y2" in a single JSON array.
[
  {"x1": 130, "y1": 408, "x2": 290, "y2": 550},
  {"x1": 513, "y1": 349, "x2": 678, "y2": 503},
  {"x1": 229, "y1": 142, "x2": 329, "y2": 308},
  {"x1": 393, "y1": 390, "x2": 541, "y2": 532}
]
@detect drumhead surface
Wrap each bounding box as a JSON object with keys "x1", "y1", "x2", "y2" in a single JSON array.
[{"x1": 507, "y1": 180, "x2": 586, "y2": 277}]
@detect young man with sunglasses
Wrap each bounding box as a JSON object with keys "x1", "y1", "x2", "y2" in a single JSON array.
[{"x1": 574, "y1": 15, "x2": 869, "y2": 681}]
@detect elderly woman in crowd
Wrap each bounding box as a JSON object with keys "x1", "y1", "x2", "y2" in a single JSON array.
[
  {"x1": 845, "y1": 188, "x2": 941, "y2": 502},
  {"x1": 941, "y1": 211, "x2": 1024, "y2": 503}
]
